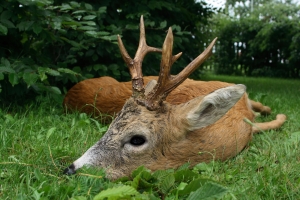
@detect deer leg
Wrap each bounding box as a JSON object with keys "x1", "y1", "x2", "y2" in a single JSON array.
[
  {"x1": 250, "y1": 100, "x2": 272, "y2": 115},
  {"x1": 252, "y1": 114, "x2": 286, "y2": 134}
]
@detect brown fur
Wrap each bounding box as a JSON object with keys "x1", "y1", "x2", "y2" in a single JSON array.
[{"x1": 63, "y1": 76, "x2": 271, "y2": 122}]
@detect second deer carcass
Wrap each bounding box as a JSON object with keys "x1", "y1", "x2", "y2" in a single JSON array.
[{"x1": 64, "y1": 16, "x2": 286, "y2": 180}]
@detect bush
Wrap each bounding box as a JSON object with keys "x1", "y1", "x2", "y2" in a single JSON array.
[
  {"x1": 0, "y1": 0, "x2": 215, "y2": 104},
  {"x1": 213, "y1": 2, "x2": 300, "y2": 78}
]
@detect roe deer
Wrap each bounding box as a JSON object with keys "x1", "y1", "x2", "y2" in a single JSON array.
[{"x1": 64, "y1": 16, "x2": 286, "y2": 180}]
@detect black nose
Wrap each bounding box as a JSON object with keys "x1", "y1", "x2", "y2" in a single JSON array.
[{"x1": 63, "y1": 164, "x2": 76, "y2": 175}]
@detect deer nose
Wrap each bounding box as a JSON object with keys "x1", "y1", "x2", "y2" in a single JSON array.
[{"x1": 63, "y1": 163, "x2": 76, "y2": 175}]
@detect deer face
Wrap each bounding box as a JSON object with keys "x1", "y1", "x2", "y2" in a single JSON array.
[
  {"x1": 64, "y1": 84, "x2": 245, "y2": 179},
  {"x1": 65, "y1": 98, "x2": 166, "y2": 179}
]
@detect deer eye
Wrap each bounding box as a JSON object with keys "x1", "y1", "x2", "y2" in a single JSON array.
[{"x1": 130, "y1": 136, "x2": 146, "y2": 146}]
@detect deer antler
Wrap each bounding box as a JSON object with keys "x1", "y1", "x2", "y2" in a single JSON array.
[
  {"x1": 139, "y1": 28, "x2": 217, "y2": 111},
  {"x1": 117, "y1": 16, "x2": 162, "y2": 98}
]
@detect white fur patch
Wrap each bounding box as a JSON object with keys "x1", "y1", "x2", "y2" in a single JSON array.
[{"x1": 73, "y1": 147, "x2": 94, "y2": 170}]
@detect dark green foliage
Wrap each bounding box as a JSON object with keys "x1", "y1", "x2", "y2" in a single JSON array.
[
  {"x1": 0, "y1": 0, "x2": 215, "y2": 103},
  {"x1": 92, "y1": 165, "x2": 229, "y2": 200},
  {"x1": 213, "y1": 1, "x2": 300, "y2": 78}
]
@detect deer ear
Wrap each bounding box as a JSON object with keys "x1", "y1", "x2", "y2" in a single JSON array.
[{"x1": 186, "y1": 84, "x2": 246, "y2": 131}]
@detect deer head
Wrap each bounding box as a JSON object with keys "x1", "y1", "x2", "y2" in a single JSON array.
[{"x1": 64, "y1": 16, "x2": 246, "y2": 180}]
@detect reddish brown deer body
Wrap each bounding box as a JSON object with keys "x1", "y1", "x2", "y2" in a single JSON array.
[
  {"x1": 63, "y1": 76, "x2": 272, "y2": 121},
  {"x1": 64, "y1": 16, "x2": 286, "y2": 180}
]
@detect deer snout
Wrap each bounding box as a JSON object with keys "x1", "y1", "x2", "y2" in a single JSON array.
[{"x1": 63, "y1": 163, "x2": 76, "y2": 175}]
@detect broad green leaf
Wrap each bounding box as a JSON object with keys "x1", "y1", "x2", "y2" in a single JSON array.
[
  {"x1": 109, "y1": 64, "x2": 119, "y2": 71},
  {"x1": 0, "y1": 73, "x2": 4, "y2": 80},
  {"x1": 80, "y1": 21, "x2": 96, "y2": 26},
  {"x1": 32, "y1": 23, "x2": 43, "y2": 35},
  {"x1": 177, "y1": 182, "x2": 188, "y2": 191},
  {"x1": 53, "y1": 21, "x2": 62, "y2": 29},
  {"x1": 175, "y1": 31, "x2": 183, "y2": 36},
  {"x1": 1, "y1": 19, "x2": 15, "y2": 28},
  {"x1": 85, "y1": 31, "x2": 111, "y2": 38},
  {"x1": 0, "y1": 23, "x2": 8, "y2": 35},
  {"x1": 69, "y1": 1, "x2": 80, "y2": 8},
  {"x1": 193, "y1": 162, "x2": 211, "y2": 172},
  {"x1": 49, "y1": 86, "x2": 61, "y2": 94},
  {"x1": 139, "y1": 170, "x2": 152, "y2": 183},
  {"x1": 38, "y1": 67, "x2": 60, "y2": 77},
  {"x1": 85, "y1": 31, "x2": 98, "y2": 38},
  {"x1": 99, "y1": 35, "x2": 117, "y2": 41},
  {"x1": 9, "y1": 73, "x2": 18, "y2": 86},
  {"x1": 1, "y1": 57, "x2": 10, "y2": 67},
  {"x1": 112, "y1": 70, "x2": 120, "y2": 76},
  {"x1": 131, "y1": 166, "x2": 148, "y2": 178},
  {"x1": 72, "y1": 10, "x2": 87, "y2": 15},
  {"x1": 121, "y1": 71, "x2": 129, "y2": 77},
  {"x1": 62, "y1": 21, "x2": 81, "y2": 26},
  {"x1": 160, "y1": 21, "x2": 167, "y2": 29},
  {"x1": 131, "y1": 173, "x2": 141, "y2": 189},
  {"x1": 152, "y1": 170, "x2": 172, "y2": 181},
  {"x1": 23, "y1": 72, "x2": 39, "y2": 87},
  {"x1": 83, "y1": 15, "x2": 96, "y2": 20},
  {"x1": 0, "y1": 67, "x2": 15, "y2": 73},
  {"x1": 178, "y1": 178, "x2": 214, "y2": 196},
  {"x1": 186, "y1": 182, "x2": 228, "y2": 200},
  {"x1": 93, "y1": 185, "x2": 138, "y2": 200},
  {"x1": 17, "y1": 21, "x2": 34, "y2": 31},
  {"x1": 97, "y1": 31, "x2": 110, "y2": 36},
  {"x1": 77, "y1": 26, "x2": 97, "y2": 31},
  {"x1": 57, "y1": 68, "x2": 80, "y2": 76},
  {"x1": 174, "y1": 169, "x2": 198, "y2": 183},
  {"x1": 85, "y1": 3, "x2": 93, "y2": 10},
  {"x1": 72, "y1": 66, "x2": 82, "y2": 73},
  {"x1": 98, "y1": 7, "x2": 106, "y2": 14},
  {"x1": 177, "y1": 162, "x2": 190, "y2": 171},
  {"x1": 174, "y1": 25, "x2": 181, "y2": 32},
  {"x1": 125, "y1": 24, "x2": 138, "y2": 29},
  {"x1": 160, "y1": 174, "x2": 175, "y2": 194},
  {"x1": 21, "y1": 32, "x2": 28, "y2": 43},
  {"x1": 60, "y1": 37, "x2": 84, "y2": 48},
  {"x1": 39, "y1": 72, "x2": 48, "y2": 81},
  {"x1": 1, "y1": 10, "x2": 12, "y2": 20},
  {"x1": 60, "y1": 3, "x2": 72, "y2": 11},
  {"x1": 37, "y1": 68, "x2": 47, "y2": 81},
  {"x1": 93, "y1": 64, "x2": 107, "y2": 72},
  {"x1": 46, "y1": 68, "x2": 60, "y2": 76}
]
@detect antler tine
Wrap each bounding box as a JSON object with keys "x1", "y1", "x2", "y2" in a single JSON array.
[
  {"x1": 143, "y1": 27, "x2": 217, "y2": 111},
  {"x1": 176, "y1": 37, "x2": 217, "y2": 82},
  {"x1": 117, "y1": 16, "x2": 162, "y2": 98}
]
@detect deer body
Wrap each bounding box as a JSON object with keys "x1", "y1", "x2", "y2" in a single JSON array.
[
  {"x1": 64, "y1": 16, "x2": 286, "y2": 180},
  {"x1": 63, "y1": 76, "x2": 271, "y2": 119}
]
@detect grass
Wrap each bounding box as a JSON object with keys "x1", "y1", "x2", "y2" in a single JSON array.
[{"x1": 1, "y1": 75, "x2": 300, "y2": 199}]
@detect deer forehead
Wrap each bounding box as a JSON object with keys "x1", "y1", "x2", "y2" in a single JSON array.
[{"x1": 105, "y1": 98, "x2": 170, "y2": 139}]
